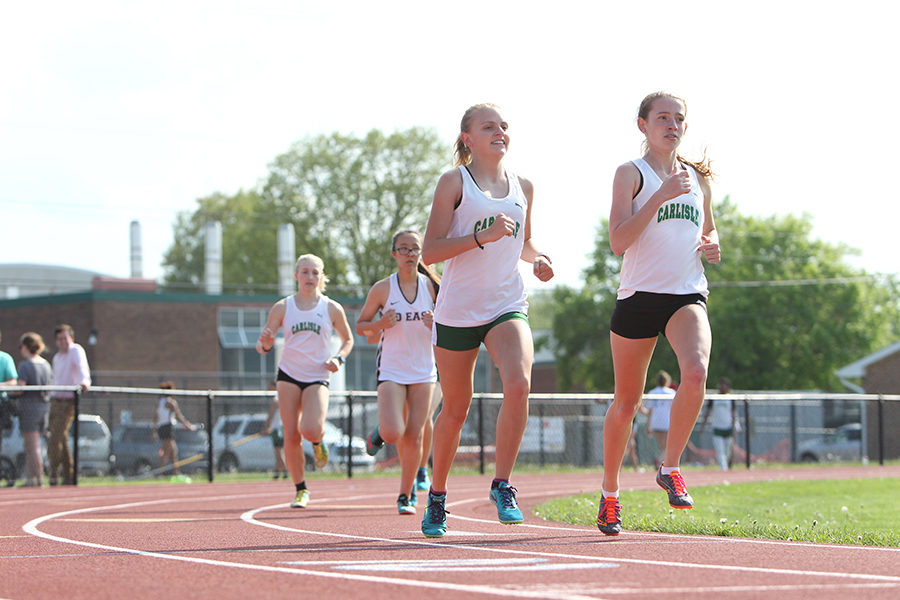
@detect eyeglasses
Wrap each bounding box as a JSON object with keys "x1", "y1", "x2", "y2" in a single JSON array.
[{"x1": 392, "y1": 247, "x2": 421, "y2": 256}]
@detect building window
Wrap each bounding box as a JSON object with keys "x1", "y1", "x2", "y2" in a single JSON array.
[{"x1": 218, "y1": 307, "x2": 277, "y2": 389}]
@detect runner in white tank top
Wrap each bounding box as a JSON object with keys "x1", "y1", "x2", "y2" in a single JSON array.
[
  {"x1": 598, "y1": 92, "x2": 721, "y2": 537},
  {"x1": 257, "y1": 254, "x2": 354, "y2": 509},
  {"x1": 356, "y1": 230, "x2": 440, "y2": 515},
  {"x1": 420, "y1": 104, "x2": 555, "y2": 537},
  {"x1": 434, "y1": 165, "x2": 528, "y2": 326}
]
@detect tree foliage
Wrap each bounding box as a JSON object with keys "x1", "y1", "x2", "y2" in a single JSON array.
[
  {"x1": 551, "y1": 197, "x2": 900, "y2": 392},
  {"x1": 162, "y1": 127, "x2": 447, "y2": 294}
]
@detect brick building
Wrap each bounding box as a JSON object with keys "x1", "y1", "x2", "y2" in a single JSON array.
[{"x1": 835, "y1": 341, "x2": 900, "y2": 460}]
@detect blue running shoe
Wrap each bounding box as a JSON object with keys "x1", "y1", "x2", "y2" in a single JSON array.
[
  {"x1": 365, "y1": 428, "x2": 384, "y2": 457},
  {"x1": 410, "y1": 487, "x2": 417, "y2": 507},
  {"x1": 421, "y1": 491, "x2": 448, "y2": 538},
  {"x1": 397, "y1": 494, "x2": 415, "y2": 515},
  {"x1": 489, "y1": 481, "x2": 524, "y2": 524},
  {"x1": 416, "y1": 467, "x2": 430, "y2": 491}
]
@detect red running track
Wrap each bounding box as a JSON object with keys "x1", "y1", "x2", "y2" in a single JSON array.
[{"x1": 2, "y1": 466, "x2": 899, "y2": 599}]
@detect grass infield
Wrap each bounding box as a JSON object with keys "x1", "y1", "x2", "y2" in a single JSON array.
[{"x1": 535, "y1": 477, "x2": 900, "y2": 547}]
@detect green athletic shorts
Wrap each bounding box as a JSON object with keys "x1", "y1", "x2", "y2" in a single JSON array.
[{"x1": 434, "y1": 312, "x2": 529, "y2": 351}]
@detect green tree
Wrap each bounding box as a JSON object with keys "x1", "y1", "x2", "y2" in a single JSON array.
[
  {"x1": 551, "y1": 197, "x2": 900, "y2": 392},
  {"x1": 162, "y1": 127, "x2": 447, "y2": 293}
]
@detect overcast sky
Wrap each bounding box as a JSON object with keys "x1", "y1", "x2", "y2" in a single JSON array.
[{"x1": 2, "y1": 0, "x2": 897, "y2": 291}]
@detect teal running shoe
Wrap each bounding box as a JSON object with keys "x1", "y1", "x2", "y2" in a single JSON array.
[
  {"x1": 416, "y1": 467, "x2": 430, "y2": 491},
  {"x1": 489, "y1": 481, "x2": 524, "y2": 524},
  {"x1": 410, "y1": 487, "x2": 417, "y2": 507},
  {"x1": 421, "y1": 491, "x2": 448, "y2": 537},
  {"x1": 365, "y1": 428, "x2": 384, "y2": 457},
  {"x1": 397, "y1": 494, "x2": 415, "y2": 515}
]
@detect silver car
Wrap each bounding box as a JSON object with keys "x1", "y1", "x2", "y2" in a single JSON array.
[{"x1": 798, "y1": 423, "x2": 862, "y2": 462}]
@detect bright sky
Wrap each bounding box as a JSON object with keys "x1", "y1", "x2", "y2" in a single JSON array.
[{"x1": 2, "y1": 1, "x2": 897, "y2": 291}]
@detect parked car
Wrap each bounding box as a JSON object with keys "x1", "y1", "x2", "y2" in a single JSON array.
[
  {"x1": 0, "y1": 414, "x2": 111, "y2": 478},
  {"x1": 212, "y1": 413, "x2": 375, "y2": 473},
  {"x1": 111, "y1": 422, "x2": 209, "y2": 476},
  {"x1": 798, "y1": 423, "x2": 862, "y2": 462},
  {"x1": 73, "y1": 414, "x2": 113, "y2": 475}
]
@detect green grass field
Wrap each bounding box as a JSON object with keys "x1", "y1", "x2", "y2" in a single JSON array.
[{"x1": 535, "y1": 477, "x2": 900, "y2": 547}]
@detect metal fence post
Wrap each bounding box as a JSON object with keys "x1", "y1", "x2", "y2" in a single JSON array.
[
  {"x1": 346, "y1": 393, "x2": 354, "y2": 479},
  {"x1": 743, "y1": 397, "x2": 751, "y2": 469},
  {"x1": 539, "y1": 403, "x2": 545, "y2": 467},
  {"x1": 789, "y1": 403, "x2": 797, "y2": 463},
  {"x1": 477, "y1": 395, "x2": 485, "y2": 475},
  {"x1": 73, "y1": 388, "x2": 80, "y2": 486},
  {"x1": 206, "y1": 392, "x2": 214, "y2": 483},
  {"x1": 878, "y1": 396, "x2": 885, "y2": 466}
]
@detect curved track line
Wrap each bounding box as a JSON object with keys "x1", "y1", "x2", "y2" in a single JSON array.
[
  {"x1": 21, "y1": 496, "x2": 599, "y2": 600},
  {"x1": 243, "y1": 502, "x2": 900, "y2": 583}
]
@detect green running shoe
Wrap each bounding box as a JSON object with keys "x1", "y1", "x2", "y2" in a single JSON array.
[
  {"x1": 290, "y1": 489, "x2": 310, "y2": 508},
  {"x1": 313, "y1": 442, "x2": 329, "y2": 469},
  {"x1": 489, "y1": 481, "x2": 524, "y2": 524}
]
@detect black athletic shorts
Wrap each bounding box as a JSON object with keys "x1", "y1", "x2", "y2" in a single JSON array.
[
  {"x1": 157, "y1": 423, "x2": 174, "y2": 441},
  {"x1": 610, "y1": 292, "x2": 707, "y2": 340},
  {"x1": 276, "y1": 368, "x2": 329, "y2": 391}
]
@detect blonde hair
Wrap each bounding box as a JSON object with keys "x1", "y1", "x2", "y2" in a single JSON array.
[
  {"x1": 453, "y1": 103, "x2": 501, "y2": 167},
  {"x1": 637, "y1": 92, "x2": 714, "y2": 179},
  {"x1": 295, "y1": 253, "x2": 329, "y2": 292}
]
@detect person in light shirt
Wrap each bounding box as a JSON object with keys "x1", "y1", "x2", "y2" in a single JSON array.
[{"x1": 48, "y1": 324, "x2": 91, "y2": 485}]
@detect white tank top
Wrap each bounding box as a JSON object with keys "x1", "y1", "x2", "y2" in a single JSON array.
[
  {"x1": 434, "y1": 165, "x2": 529, "y2": 327},
  {"x1": 376, "y1": 272, "x2": 437, "y2": 384},
  {"x1": 157, "y1": 396, "x2": 175, "y2": 427},
  {"x1": 617, "y1": 158, "x2": 709, "y2": 299},
  {"x1": 278, "y1": 294, "x2": 333, "y2": 381}
]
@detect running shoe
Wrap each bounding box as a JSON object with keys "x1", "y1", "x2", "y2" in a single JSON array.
[
  {"x1": 365, "y1": 428, "x2": 384, "y2": 457},
  {"x1": 656, "y1": 466, "x2": 694, "y2": 508},
  {"x1": 421, "y1": 491, "x2": 449, "y2": 538},
  {"x1": 596, "y1": 495, "x2": 622, "y2": 536},
  {"x1": 313, "y1": 442, "x2": 330, "y2": 469},
  {"x1": 416, "y1": 468, "x2": 430, "y2": 491},
  {"x1": 410, "y1": 487, "x2": 418, "y2": 507},
  {"x1": 291, "y1": 489, "x2": 310, "y2": 508},
  {"x1": 489, "y1": 481, "x2": 524, "y2": 524},
  {"x1": 397, "y1": 494, "x2": 416, "y2": 515}
]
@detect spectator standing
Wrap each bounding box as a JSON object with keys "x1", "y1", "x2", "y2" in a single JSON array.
[
  {"x1": 701, "y1": 377, "x2": 740, "y2": 470},
  {"x1": 48, "y1": 324, "x2": 91, "y2": 485},
  {"x1": 15, "y1": 332, "x2": 52, "y2": 487},
  {"x1": 263, "y1": 381, "x2": 288, "y2": 479},
  {"x1": 645, "y1": 370, "x2": 676, "y2": 469}
]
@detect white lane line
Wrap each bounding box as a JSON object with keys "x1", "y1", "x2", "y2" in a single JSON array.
[
  {"x1": 242, "y1": 502, "x2": 900, "y2": 583},
  {"x1": 21, "y1": 497, "x2": 605, "y2": 600}
]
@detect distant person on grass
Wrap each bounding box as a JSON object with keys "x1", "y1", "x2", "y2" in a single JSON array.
[
  {"x1": 257, "y1": 254, "x2": 354, "y2": 509},
  {"x1": 700, "y1": 377, "x2": 740, "y2": 471},
  {"x1": 154, "y1": 381, "x2": 196, "y2": 477},
  {"x1": 597, "y1": 92, "x2": 720, "y2": 536}
]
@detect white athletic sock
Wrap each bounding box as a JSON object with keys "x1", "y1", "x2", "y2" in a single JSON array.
[
  {"x1": 601, "y1": 488, "x2": 618, "y2": 499},
  {"x1": 661, "y1": 466, "x2": 678, "y2": 475}
]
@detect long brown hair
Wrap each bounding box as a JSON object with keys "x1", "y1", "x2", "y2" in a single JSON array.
[
  {"x1": 392, "y1": 230, "x2": 441, "y2": 296},
  {"x1": 638, "y1": 92, "x2": 714, "y2": 179},
  {"x1": 453, "y1": 103, "x2": 501, "y2": 167}
]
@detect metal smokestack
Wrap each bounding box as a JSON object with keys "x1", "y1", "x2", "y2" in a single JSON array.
[
  {"x1": 129, "y1": 220, "x2": 143, "y2": 278},
  {"x1": 205, "y1": 221, "x2": 223, "y2": 295},
  {"x1": 277, "y1": 224, "x2": 296, "y2": 297}
]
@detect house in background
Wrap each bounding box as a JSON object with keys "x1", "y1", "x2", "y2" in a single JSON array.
[{"x1": 835, "y1": 340, "x2": 900, "y2": 460}]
